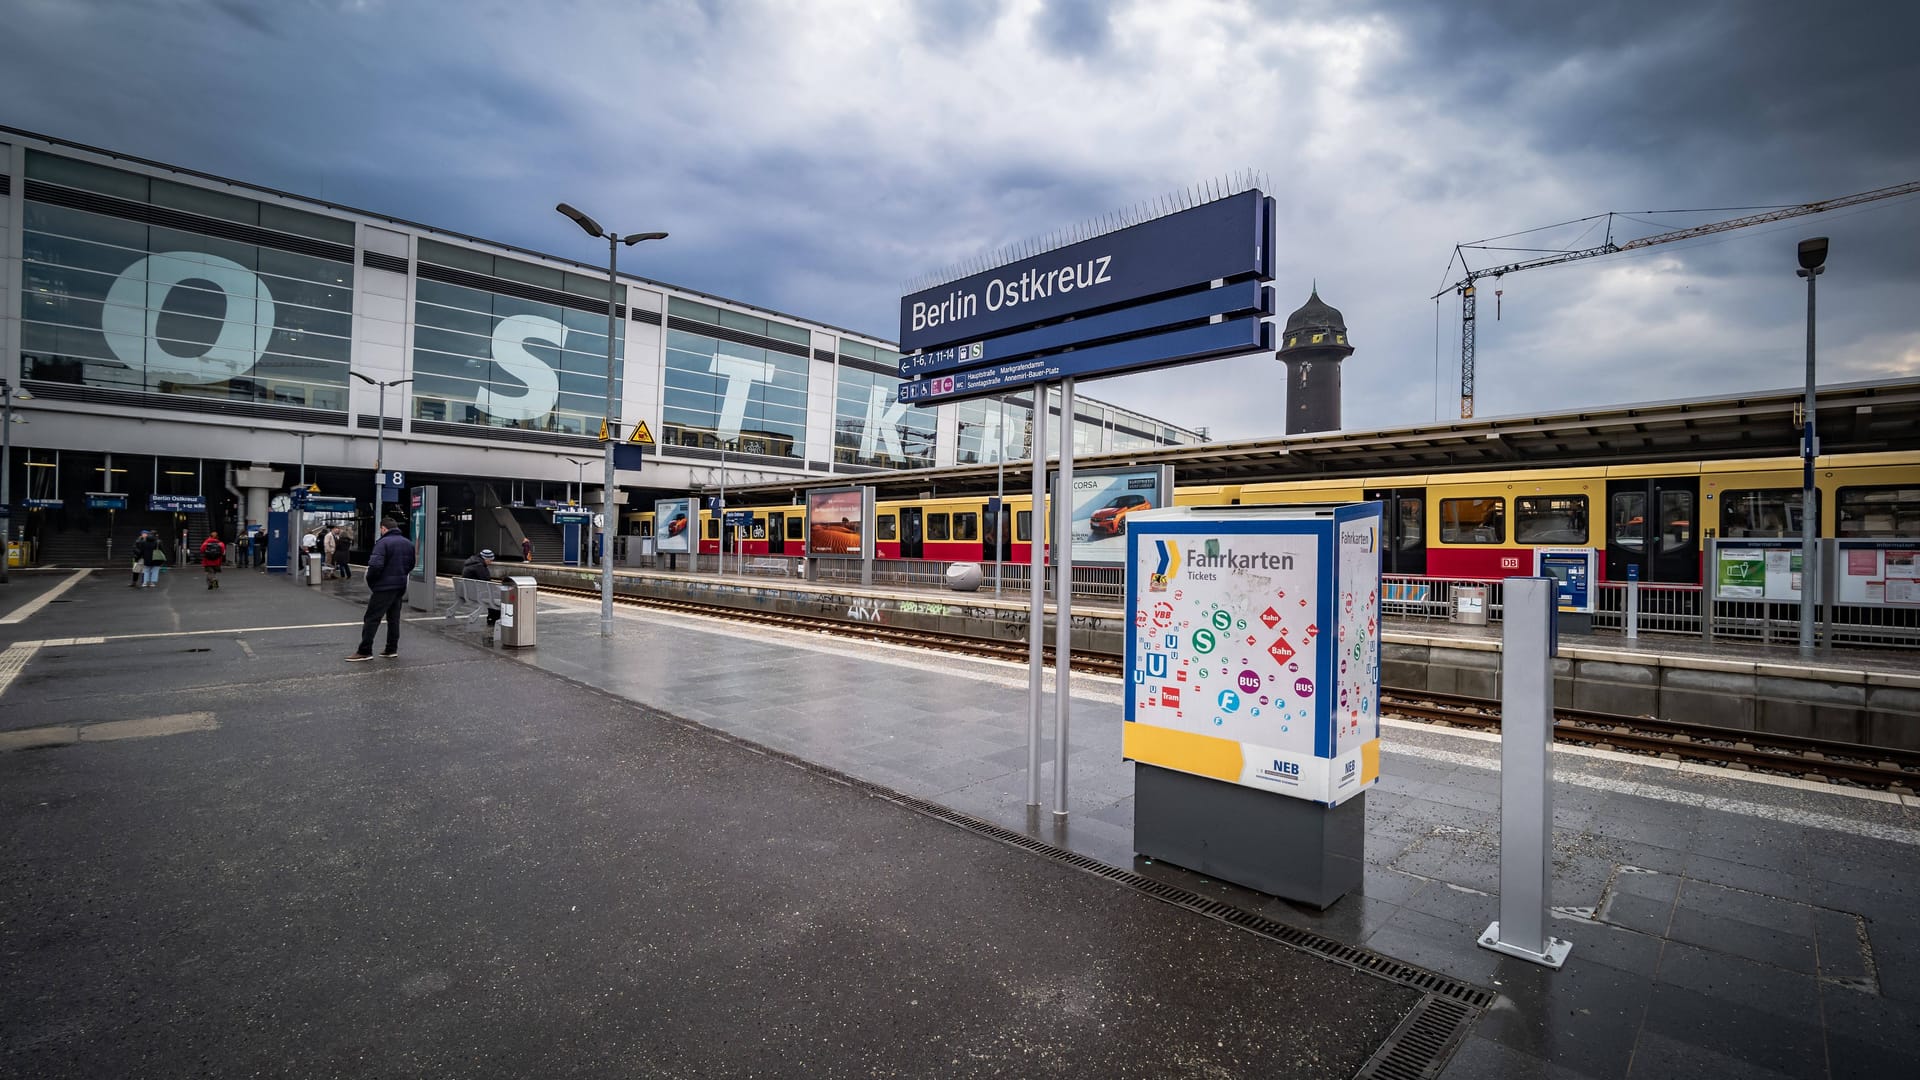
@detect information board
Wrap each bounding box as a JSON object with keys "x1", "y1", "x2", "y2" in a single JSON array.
[
  {"x1": 806, "y1": 486, "x2": 873, "y2": 558},
  {"x1": 1712, "y1": 541, "x2": 1804, "y2": 601},
  {"x1": 1122, "y1": 504, "x2": 1382, "y2": 806},
  {"x1": 1057, "y1": 465, "x2": 1173, "y2": 568}
]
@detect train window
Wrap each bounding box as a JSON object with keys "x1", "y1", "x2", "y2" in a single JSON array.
[
  {"x1": 1720, "y1": 489, "x2": 1805, "y2": 538},
  {"x1": 705, "y1": 518, "x2": 718, "y2": 540},
  {"x1": 1514, "y1": 496, "x2": 1588, "y2": 545},
  {"x1": 877, "y1": 515, "x2": 896, "y2": 541},
  {"x1": 927, "y1": 514, "x2": 950, "y2": 541},
  {"x1": 1610, "y1": 492, "x2": 1645, "y2": 551},
  {"x1": 1439, "y1": 498, "x2": 1505, "y2": 544},
  {"x1": 1837, "y1": 486, "x2": 1920, "y2": 537},
  {"x1": 787, "y1": 517, "x2": 803, "y2": 540},
  {"x1": 1658, "y1": 491, "x2": 1694, "y2": 553},
  {"x1": 1397, "y1": 499, "x2": 1424, "y2": 552},
  {"x1": 954, "y1": 512, "x2": 978, "y2": 541},
  {"x1": 1017, "y1": 511, "x2": 1032, "y2": 542}
]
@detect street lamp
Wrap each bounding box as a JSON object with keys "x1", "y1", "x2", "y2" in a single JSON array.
[
  {"x1": 350, "y1": 372, "x2": 412, "y2": 533},
  {"x1": 1796, "y1": 236, "x2": 1828, "y2": 656},
  {"x1": 1, "y1": 379, "x2": 36, "y2": 585},
  {"x1": 556, "y1": 201, "x2": 667, "y2": 637},
  {"x1": 293, "y1": 432, "x2": 318, "y2": 490}
]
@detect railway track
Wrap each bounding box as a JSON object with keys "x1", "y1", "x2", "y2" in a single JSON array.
[{"x1": 535, "y1": 583, "x2": 1920, "y2": 793}]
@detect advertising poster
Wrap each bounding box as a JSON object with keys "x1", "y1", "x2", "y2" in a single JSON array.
[
  {"x1": 1122, "y1": 504, "x2": 1382, "y2": 806},
  {"x1": 1716, "y1": 549, "x2": 1766, "y2": 599},
  {"x1": 653, "y1": 497, "x2": 695, "y2": 554},
  {"x1": 1058, "y1": 465, "x2": 1172, "y2": 567},
  {"x1": 807, "y1": 486, "x2": 870, "y2": 558}
]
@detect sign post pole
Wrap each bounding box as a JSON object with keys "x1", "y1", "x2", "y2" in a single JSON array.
[
  {"x1": 1052, "y1": 377, "x2": 1076, "y2": 822},
  {"x1": 1027, "y1": 385, "x2": 1049, "y2": 811}
]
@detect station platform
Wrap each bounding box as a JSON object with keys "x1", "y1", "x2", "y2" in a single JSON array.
[
  {"x1": 3, "y1": 566, "x2": 1918, "y2": 1078},
  {"x1": 524, "y1": 561, "x2": 1920, "y2": 750}
]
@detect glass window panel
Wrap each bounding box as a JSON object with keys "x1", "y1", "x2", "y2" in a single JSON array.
[
  {"x1": 256, "y1": 247, "x2": 353, "y2": 288},
  {"x1": 418, "y1": 238, "x2": 494, "y2": 274},
  {"x1": 27, "y1": 150, "x2": 149, "y2": 199},
  {"x1": 563, "y1": 272, "x2": 615, "y2": 301},
  {"x1": 1514, "y1": 495, "x2": 1588, "y2": 545},
  {"x1": 926, "y1": 514, "x2": 950, "y2": 541},
  {"x1": 146, "y1": 226, "x2": 260, "y2": 270},
  {"x1": 1719, "y1": 489, "x2": 1805, "y2": 539},
  {"x1": 1017, "y1": 511, "x2": 1032, "y2": 542},
  {"x1": 492, "y1": 255, "x2": 565, "y2": 291},
  {"x1": 489, "y1": 293, "x2": 565, "y2": 324},
  {"x1": 412, "y1": 349, "x2": 492, "y2": 380},
  {"x1": 668, "y1": 297, "x2": 720, "y2": 324},
  {"x1": 416, "y1": 278, "x2": 494, "y2": 312},
  {"x1": 717, "y1": 308, "x2": 765, "y2": 335},
  {"x1": 1837, "y1": 486, "x2": 1920, "y2": 538},
  {"x1": 838, "y1": 341, "x2": 876, "y2": 361},
  {"x1": 1658, "y1": 492, "x2": 1695, "y2": 554},
  {"x1": 1610, "y1": 492, "x2": 1646, "y2": 551},
  {"x1": 23, "y1": 229, "x2": 147, "y2": 275},
  {"x1": 150, "y1": 178, "x2": 259, "y2": 226},
  {"x1": 764, "y1": 320, "x2": 810, "y2": 346},
  {"x1": 1440, "y1": 497, "x2": 1505, "y2": 544},
  {"x1": 414, "y1": 300, "x2": 496, "y2": 336},
  {"x1": 877, "y1": 515, "x2": 896, "y2": 541},
  {"x1": 414, "y1": 325, "x2": 494, "y2": 359},
  {"x1": 954, "y1": 513, "x2": 978, "y2": 541},
  {"x1": 258, "y1": 202, "x2": 355, "y2": 245}
]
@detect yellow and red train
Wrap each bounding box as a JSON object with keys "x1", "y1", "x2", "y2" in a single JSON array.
[{"x1": 625, "y1": 450, "x2": 1919, "y2": 586}]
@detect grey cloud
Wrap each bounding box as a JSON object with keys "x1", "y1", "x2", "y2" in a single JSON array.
[{"x1": 1032, "y1": 0, "x2": 1113, "y2": 59}]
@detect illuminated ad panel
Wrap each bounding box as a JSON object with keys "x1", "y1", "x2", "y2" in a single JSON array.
[
  {"x1": 806, "y1": 486, "x2": 873, "y2": 559},
  {"x1": 653, "y1": 497, "x2": 696, "y2": 554},
  {"x1": 1121, "y1": 503, "x2": 1382, "y2": 806},
  {"x1": 1057, "y1": 465, "x2": 1174, "y2": 568}
]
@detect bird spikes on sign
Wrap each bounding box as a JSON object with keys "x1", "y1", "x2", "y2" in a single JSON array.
[{"x1": 903, "y1": 169, "x2": 1268, "y2": 294}]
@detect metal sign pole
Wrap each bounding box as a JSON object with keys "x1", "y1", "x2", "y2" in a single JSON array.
[
  {"x1": 1480, "y1": 576, "x2": 1572, "y2": 968},
  {"x1": 995, "y1": 394, "x2": 1006, "y2": 599},
  {"x1": 1052, "y1": 377, "x2": 1075, "y2": 822},
  {"x1": 1026, "y1": 384, "x2": 1049, "y2": 810}
]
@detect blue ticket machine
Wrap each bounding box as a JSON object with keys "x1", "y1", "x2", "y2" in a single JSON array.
[{"x1": 1534, "y1": 547, "x2": 1597, "y2": 634}]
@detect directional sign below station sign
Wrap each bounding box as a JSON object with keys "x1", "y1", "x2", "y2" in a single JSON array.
[{"x1": 900, "y1": 315, "x2": 1272, "y2": 406}]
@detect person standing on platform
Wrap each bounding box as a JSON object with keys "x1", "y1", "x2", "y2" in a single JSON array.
[
  {"x1": 347, "y1": 518, "x2": 415, "y2": 662},
  {"x1": 199, "y1": 531, "x2": 226, "y2": 589},
  {"x1": 322, "y1": 525, "x2": 338, "y2": 579},
  {"x1": 134, "y1": 530, "x2": 161, "y2": 588},
  {"x1": 333, "y1": 526, "x2": 352, "y2": 580},
  {"x1": 521, "y1": 535, "x2": 533, "y2": 563},
  {"x1": 462, "y1": 548, "x2": 501, "y2": 629}
]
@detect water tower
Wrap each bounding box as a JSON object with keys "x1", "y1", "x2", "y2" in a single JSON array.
[{"x1": 1276, "y1": 287, "x2": 1353, "y2": 434}]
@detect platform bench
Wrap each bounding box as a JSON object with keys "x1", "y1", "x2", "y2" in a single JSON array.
[{"x1": 446, "y1": 577, "x2": 503, "y2": 624}]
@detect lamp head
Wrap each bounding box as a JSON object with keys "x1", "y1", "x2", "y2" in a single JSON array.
[
  {"x1": 556, "y1": 203, "x2": 605, "y2": 239},
  {"x1": 622, "y1": 231, "x2": 669, "y2": 246},
  {"x1": 1797, "y1": 236, "x2": 1829, "y2": 273}
]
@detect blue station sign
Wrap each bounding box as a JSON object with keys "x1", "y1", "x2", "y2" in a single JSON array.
[
  {"x1": 898, "y1": 190, "x2": 1276, "y2": 354},
  {"x1": 87, "y1": 492, "x2": 129, "y2": 510},
  {"x1": 149, "y1": 494, "x2": 207, "y2": 512}
]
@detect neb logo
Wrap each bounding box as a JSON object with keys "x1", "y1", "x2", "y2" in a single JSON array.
[{"x1": 1269, "y1": 759, "x2": 1300, "y2": 777}]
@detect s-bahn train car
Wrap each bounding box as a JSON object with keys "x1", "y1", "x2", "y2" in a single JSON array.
[
  {"x1": 1239, "y1": 450, "x2": 1920, "y2": 584},
  {"x1": 621, "y1": 450, "x2": 1917, "y2": 584}
]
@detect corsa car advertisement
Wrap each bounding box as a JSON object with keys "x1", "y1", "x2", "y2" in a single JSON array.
[
  {"x1": 1121, "y1": 503, "x2": 1383, "y2": 806},
  {"x1": 1059, "y1": 465, "x2": 1173, "y2": 568},
  {"x1": 653, "y1": 497, "x2": 696, "y2": 554}
]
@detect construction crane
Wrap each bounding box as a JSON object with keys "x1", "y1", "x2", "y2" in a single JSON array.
[{"x1": 1435, "y1": 180, "x2": 1920, "y2": 418}]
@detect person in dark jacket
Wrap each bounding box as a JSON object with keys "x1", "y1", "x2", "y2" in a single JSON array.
[
  {"x1": 199, "y1": 532, "x2": 226, "y2": 589},
  {"x1": 133, "y1": 530, "x2": 161, "y2": 588},
  {"x1": 347, "y1": 518, "x2": 417, "y2": 662},
  {"x1": 461, "y1": 548, "x2": 500, "y2": 627}
]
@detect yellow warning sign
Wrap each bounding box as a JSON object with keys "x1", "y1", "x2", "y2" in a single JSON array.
[
  {"x1": 627, "y1": 421, "x2": 655, "y2": 445},
  {"x1": 598, "y1": 419, "x2": 610, "y2": 442}
]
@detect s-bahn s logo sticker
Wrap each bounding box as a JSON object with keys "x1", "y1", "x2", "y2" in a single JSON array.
[
  {"x1": 103, "y1": 253, "x2": 276, "y2": 383},
  {"x1": 1149, "y1": 539, "x2": 1181, "y2": 591}
]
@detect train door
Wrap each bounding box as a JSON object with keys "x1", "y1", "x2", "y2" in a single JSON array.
[
  {"x1": 1364, "y1": 487, "x2": 1427, "y2": 576},
  {"x1": 1605, "y1": 477, "x2": 1700, "y2": 583},
  {"x1": 899, "y1": 506, "x2": 924, "y2": 559},
  {"x1": 767, "y1": 513, "x2": 786, "y2": 555},
  {"x1": 986, "y1": 502, "x2": 1013, "y2": 562}
]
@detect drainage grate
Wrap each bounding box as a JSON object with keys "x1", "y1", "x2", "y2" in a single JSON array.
[
  {"x1": 1355, "y1": 994, "x2": 1479, "y2": 1079},
  {"x1": 653, "y1": 707, "x2": 1494, "y2": 1011}
]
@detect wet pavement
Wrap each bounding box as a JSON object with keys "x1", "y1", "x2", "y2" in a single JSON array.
[{"x1": 1, "y1": 570, "x2": 1420, "y2": 1078}]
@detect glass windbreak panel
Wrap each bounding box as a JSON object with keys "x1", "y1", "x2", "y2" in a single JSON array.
[
  {"x1": 927, "y1": 514, "x2": 950, "y2": 541},
  {"x1": 1719, "y1": 489, "x2": 1805, "y2": 538},
  {"x1": 1514, "y1": 495, "x2": 1588, "y2": 545},
  {"x1": 1439, "y1": 498, "x2": 1504, "y2": 544},
  {"x1": 877, "y1": 515, "x2": 897, "y2": 541},
  {"x1": 1837, "y1": 486, "x2": 1920, "y2": 538},
  {"x1": 1610, "y1": 492, "x2": 1646, "y2": 551},
  {"x1": 954, "y1": 513, "x2": 978, "y2": 541},
  {"x1": 1658, "y1": 491, "x2": 1695, "y2": 554},
  {"x1": 1394, "y1": 498, "x2": 1424, "y2": 555}
]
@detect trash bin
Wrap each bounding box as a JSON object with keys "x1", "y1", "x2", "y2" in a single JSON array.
[
  {"x1": 306, "y1": 552, "x2": 325, "y2": 586},
  {"x1": 1452, "y1": 584, "x2": 1488, "y2": 626},
  {"x1": 945, "y1": 562, "x2": 984, "y2": 592},
  {"x1": 500, "y1": 576, "x2": 538, "y2": 648}
]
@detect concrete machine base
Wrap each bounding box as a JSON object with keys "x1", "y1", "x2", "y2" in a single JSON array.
[{"x1": 1134, "y1": 763, "x2": 1365, "y2": 909}]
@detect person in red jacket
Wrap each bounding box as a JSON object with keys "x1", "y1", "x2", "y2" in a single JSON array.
[{"x1": 199, "y1": 531, "x2": 227, "y2": 590}]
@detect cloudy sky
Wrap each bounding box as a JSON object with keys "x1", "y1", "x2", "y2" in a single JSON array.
[{"x1": 4, "y1": 0, "x2": 1916, "y2": 441}]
